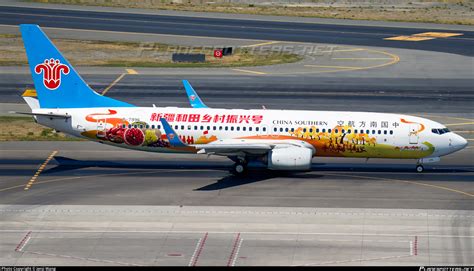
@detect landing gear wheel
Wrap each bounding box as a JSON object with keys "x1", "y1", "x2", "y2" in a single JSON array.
[
  {"x1": 416, "y1": 165, "x2": 424, "y2": 173},
  {"x1": 231, "y1": 162, "x2": 247, "y2": 176}
]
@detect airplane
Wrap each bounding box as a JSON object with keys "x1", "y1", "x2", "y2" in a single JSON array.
[{"x1": 16, "y1": 24, "x2": 468, "y2": 176}]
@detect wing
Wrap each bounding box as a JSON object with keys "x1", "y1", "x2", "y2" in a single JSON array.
[
  {"x1": 159, "y1": 118, "x2": 314, "y2": 157},
  {"x1": 182, "y1": 80, "x2": 209, "y2": 109},
  {"x1": 195, "y1": 138, "x2": 314, "y2": 156}
]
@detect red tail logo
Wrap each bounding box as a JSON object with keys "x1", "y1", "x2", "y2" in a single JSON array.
[{"x1": 35, "y1": 58, "x2": 70, "y2": 90}]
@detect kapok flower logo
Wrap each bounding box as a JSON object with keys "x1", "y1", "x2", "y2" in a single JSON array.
[{"x1": 34, "y1": 58, "x2": 70, "y2": 90}]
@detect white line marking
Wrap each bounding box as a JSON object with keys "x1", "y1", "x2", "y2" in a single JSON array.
[
  {"x1": 188, "y1": 238, "x2": 202, "y2": 267},
  {"x1": 17, "y1": 236, "x2": 30, "y2": 252},
  {"x1": 300, "y1": 254, "x2": 412, "y2": 266},
  {"x1": 231, "y1": 238, "x2": 244, "y2": 266},
  {"x1": 1, "y1": 230, "x2": 471, "y2": 238}
]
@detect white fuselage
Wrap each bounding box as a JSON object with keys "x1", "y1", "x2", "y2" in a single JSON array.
[{"x1": 33, "y1": 106, "x2": 467, "y2": 160}]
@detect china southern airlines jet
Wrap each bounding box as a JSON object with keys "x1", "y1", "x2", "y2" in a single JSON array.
[{"x1": 17, "y1": 25, "x2": 468, "y2": 175}]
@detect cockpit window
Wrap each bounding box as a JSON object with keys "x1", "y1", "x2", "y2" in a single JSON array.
[{"x1": 432, "y1": 128, "x2": 451, "y2": 135}]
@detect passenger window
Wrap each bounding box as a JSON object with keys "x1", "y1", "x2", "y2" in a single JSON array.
[
  {"x1": 231, "y1": 127, "x2": 234, "y2": 131},
  {"x1": 200, "y1": 126, "x2": 204, "y2": 130},
  {"x1": 384, "y1": 130, "x2": 387, "y2": 135},
  {"x1": 378, "y1": 130, "x2": 381, "y2": 135},
  {"x1": 263, "y1": 127, "x2": 267, "y2": 132},
  {"x1": 194, "y1": 126, "x2": 198, "y2": 130},
  {"x1": 237, "y1": 127, "x2": 241, "y2": 131},
  {"x1": 291, "y1": 128, "x2": 295, "y2": 132},
  {"x1": 174, "y1": 125, "x2": 178, "y2": 129},
  {"x1": 139, "y1": 125, "x2": 143, "y2": 129},
  {"x1": 188, "y1": 125, "x2": 191, "y2": 130},
  {"x1": 219, "y1": 126, "x2": 222, "y2": 130},
  {"x1": 256, "y1": 127, "x2": 259, "y2": 132},
  {"x1": 158, "y1": 125, "x2": 161, "y2": 129},
  {"x1": 146, "y1": 125, "x2": 149, "y2": 129},
  {"x1": 249, "y1": 127, "x2": 252, "y2": 131},
  {"x1": 285, "y1": 128, "x2": 289, "y2": 132},
  {"x1": 342, "y1": 129, "x2": 345, "y2": 133},
  {"x1": 335, "y1": 129, "x2": 338, "y2": 134},
  {"x1": 309, "y1": 128, "x2": 313, "y2": 133},
  {"x1": 390, "y1": 130, "x2": 393, "y2": 135},
  {"x1": 328, "y1": 129, "x2": 332, "y2": 133},
  {"x1": 316, "y1": 128, "x2": 319, "y2": 133},
  {"x1": 123, "y1": 124, "x2": 127, "y2": 128},
  {"x1": 274, "y1": 127, "x2": 277, "y2": 132},
  {"x1": 225, "y1": 127, "x2": 228, "y2": 131},
  {"x1": 322, "y1": 129, "x2": 326, "y2": 133},
  {"x1": 372, "y1": 130, "x2": 376, "y2": 134}
]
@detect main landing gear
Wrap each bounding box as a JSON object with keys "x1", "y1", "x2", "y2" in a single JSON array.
[
  {"x1": 231, "y1": 159, "x2": 248, "y2": 176},
  {"x1": 416, "y1": 164, "x2": 424, "y2": 173}
]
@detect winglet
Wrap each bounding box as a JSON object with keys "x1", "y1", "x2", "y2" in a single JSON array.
[
  {"x1": 159, "y1": 118, "x2": 188, "y2": 147},
  {"x1": 183, "y1": 80, "x2": 208, "y2": 108}
]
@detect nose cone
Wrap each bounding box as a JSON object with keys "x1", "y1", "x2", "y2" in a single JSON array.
[{"x1": 451, "y1": 133, "x2": 468, "y2": 151}]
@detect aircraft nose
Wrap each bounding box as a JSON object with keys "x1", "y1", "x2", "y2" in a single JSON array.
[{"x1": 451, "y1": 133, "x2": 468, "y2": 150}]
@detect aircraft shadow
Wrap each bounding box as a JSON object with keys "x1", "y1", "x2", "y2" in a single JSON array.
[
  {"x1": 195, "y1": 171, "x2": 325, "y2": 191},
  {"x1": 42, "y1": 156, "x2": 473, "y2": 177}
]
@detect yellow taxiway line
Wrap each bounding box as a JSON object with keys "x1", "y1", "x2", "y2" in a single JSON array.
[
  {"x1": 24, "y1": 151, "x2": 57, "y2": 191},
  {"x1": 325, "y1": 173, "x2": 473, "y2": 198},
  {"x1": 231, "y1": 68, "x2": 267, "y2": 75},
  {"x1": 101, "y1": 73, "x2": 126, "y2": 96},
  {"x1": 242, "y1": 41, "x2": 280, "y2": 48}
]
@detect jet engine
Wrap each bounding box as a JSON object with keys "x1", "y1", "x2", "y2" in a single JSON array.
[{"x1": 267, "y1": 146, "x2": 313, "y2": 170}]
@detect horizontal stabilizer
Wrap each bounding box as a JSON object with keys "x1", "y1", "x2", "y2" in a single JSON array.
[{"x1": 11, "y1": 111, "x2": 71, "y2": 119}]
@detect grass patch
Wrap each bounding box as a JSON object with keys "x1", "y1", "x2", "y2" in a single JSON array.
[
  {"x1": 0, "y1": 34, "x2": 302, "y2": 67},
  {"x1": 29, "y1": 0, "x2": 474, "y2": 25},
  {"x1": 0, "y1": 116, "x2": 84, "y2": 141}
]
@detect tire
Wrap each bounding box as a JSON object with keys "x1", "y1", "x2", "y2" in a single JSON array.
[
  {"x1": 416, "y1": 165, "x2": 424, "y2": 173},
  {"x1": 231, "y1": 163, "x2": 247, "y2": 176}
]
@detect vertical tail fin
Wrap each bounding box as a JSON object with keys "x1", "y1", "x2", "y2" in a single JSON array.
[{"x1": 20, "y1": 24, "x2": 134, "y2": 108}]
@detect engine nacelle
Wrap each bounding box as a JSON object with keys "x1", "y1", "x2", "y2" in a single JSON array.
[{"x1": 267, "y1": 146, "x2": 313, "y2": 170}]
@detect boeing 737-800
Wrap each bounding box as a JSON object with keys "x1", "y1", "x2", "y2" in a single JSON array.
[{"x1": 17, "y1": 24, "x2": 468, "y2": 175}]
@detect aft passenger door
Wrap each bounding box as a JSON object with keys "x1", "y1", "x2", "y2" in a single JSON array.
[{"x1": 96, "y1": 118, "x2": 107, "y2": 139}]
